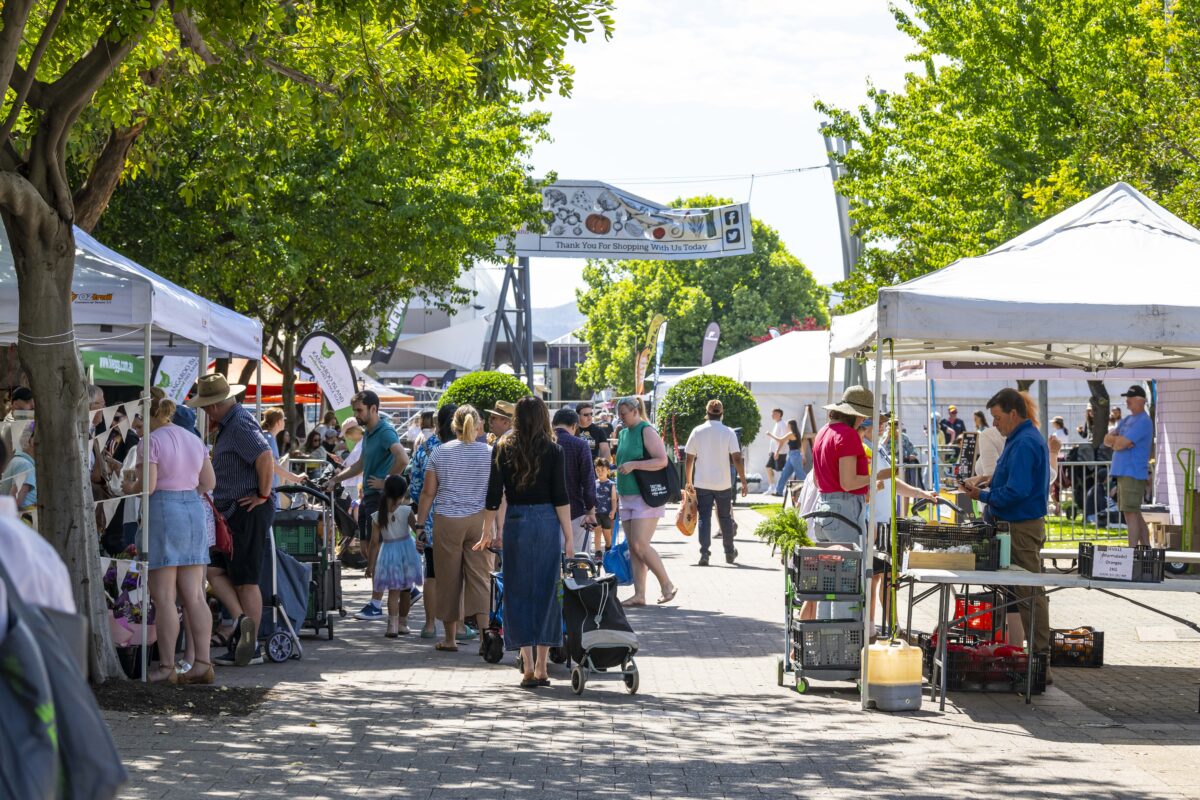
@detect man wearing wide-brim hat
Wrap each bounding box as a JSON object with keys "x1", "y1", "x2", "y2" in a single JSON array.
[
  {"x1": 485, "y1": 400, "x2": 515, "y2": 441},
  {"x1": 189, "y1": 374, "x2": 274, "y2": 668}
]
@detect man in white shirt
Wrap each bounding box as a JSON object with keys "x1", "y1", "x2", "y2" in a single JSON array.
[
  {"x1": 765, "y1": 408, "x2": 786, "y2": 488},
  {"x1": 684, "y1": 399, "x2": 748, "y2": 566}
]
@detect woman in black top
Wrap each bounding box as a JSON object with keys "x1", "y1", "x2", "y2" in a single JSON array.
[{"x1": 479, "y1": 396, "x2": 572, "y2": 688}]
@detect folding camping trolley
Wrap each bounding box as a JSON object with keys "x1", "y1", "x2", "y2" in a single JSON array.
[
  {"x1": 778, "y1": 511, "x2": 866, "y2": 694},
  {"x1": 274, "y1": 483, "x2": 345, "y2": 641}
]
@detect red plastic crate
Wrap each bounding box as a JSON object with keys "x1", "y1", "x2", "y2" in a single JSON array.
[{"x1": 953, "y1": 591, "x2": 1002, "y2": 636}]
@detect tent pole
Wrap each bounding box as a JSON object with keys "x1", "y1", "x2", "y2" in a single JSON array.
[
  {"x1": 197, "y1": 345, "x2": 209, "y2": 434},
  {"x1": 140, "y1": 323, "x2": 152, "y2": 682},
  {"x1": 925, "y1": 375, "x2": 933, "y2": 489},
  {"x1": 827, "y1": 355, "x2": 835, "y2": 406},
  {"x1": 255, "y1": 359, "x2": 263, "y2": 420},
  {"x1": 862, "y1": 333, "x2": 884, "y2": 710}
]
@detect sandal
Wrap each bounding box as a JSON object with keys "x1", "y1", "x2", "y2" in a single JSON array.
[
  {"x1": 625, "y1": 598, "x2": 647, "y2": 607},
  {"x1": 657, "y1": 587, "x2": 678, "y2": 604},
  {"x1": 434, "y1": 642, "x2": 459, "y2": 652},
  {"x1": 519, "y1": 677, "x2": 540, "y2": 689}
]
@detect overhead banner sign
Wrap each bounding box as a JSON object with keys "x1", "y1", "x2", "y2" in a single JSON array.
[
  {"x1": 298, "y1": 331, "x2": 359, "y2": 424},
  {"x1": 82, "y1": 351, "x2": 143, "y2": 386},
  {"x1": 497, "y1": 181, "x2": 752, "y2": 261},
  {"x1": 153, "y1": 357, "x2": 200, "y2": 404}
]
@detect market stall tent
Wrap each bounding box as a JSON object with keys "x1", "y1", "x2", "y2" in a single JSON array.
[
  {"x1": 827, "y1": 181, "x2": 1200, "y2": 709},
  {"x1": 0, "y1": 226, "x2": 262, "y2": 357},
  {"x1": 676, "y1": 331, "x2": 847, "y2": 473},
  {"x1": 223, "y1": 357, "x2": 321, "y2": 404},
  {"x1": 830, "y1": 182, "x2": 1200, "y2": 368}
]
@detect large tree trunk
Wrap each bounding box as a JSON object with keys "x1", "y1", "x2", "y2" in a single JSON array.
[
  {"x1": 279, "y1": 330, "x2": 298, "y2": 445},
  {"x1": 5, "y1": 210, "x2": 125, "y2": 681},
  {"x1": 1088, "y1": 380, "x2": 1110, "y2": 450}
]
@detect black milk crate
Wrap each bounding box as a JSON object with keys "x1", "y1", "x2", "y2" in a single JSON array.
[
  {"x1": 918, "y1": 632, "x2": 1046, "y2": 695},
  {"x1": 897, "y1": 522, "x2": 1002, "y2": 571},
  {"x1": 1050, "y1": 627, "x2": 1104, "y2": 668},
  {"x1": 791, "y1": 619, "x2": 863, "y2": 671},
  {"x1": 273, "y1": 508, "x2": 323, "y2": 561},
  {"x1": 1078, "y1": 543, "x2": 1164, "y2": 583},
  {"x1": 790, "y1": 547, "x2": 863, "y2": 596}
]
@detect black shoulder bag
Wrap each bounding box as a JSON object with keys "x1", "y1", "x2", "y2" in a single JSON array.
[{"x1": 633, "y1": 425, "x2": 682, "y2": 507}]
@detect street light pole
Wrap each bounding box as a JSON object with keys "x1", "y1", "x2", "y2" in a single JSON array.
[{"x1": 822, "y1": 124, "x2": 867, "y2": 389}]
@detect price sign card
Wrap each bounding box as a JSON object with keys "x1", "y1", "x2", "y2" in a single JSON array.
[{"x1": 1092, "y1": 545, "x2": 1135, "y2": 581}]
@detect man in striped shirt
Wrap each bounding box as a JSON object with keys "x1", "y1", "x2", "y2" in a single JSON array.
[{"x1": 190, "y1": 375, "x2": 274, "y2": 667}]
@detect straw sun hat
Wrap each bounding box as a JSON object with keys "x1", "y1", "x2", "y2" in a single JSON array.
[
  {"x1": 824, "y1": 385, "x2": 875, "y2": 418},
  {"x1": 185, "y1": 374, "x2": 246, "y2": 408}
]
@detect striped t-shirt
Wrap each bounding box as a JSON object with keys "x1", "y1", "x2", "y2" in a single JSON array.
[{"x1": 428, "y1": 439, "x2": 492, "y2": 517}]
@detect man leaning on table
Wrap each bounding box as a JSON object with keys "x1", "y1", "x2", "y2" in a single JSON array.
[
  {"x1": 1105, "y1": 385, "x2": 1153, "y2": 548},
  {"x1": 961, "y1": 388, "x2": 1051, "y2": 674}
]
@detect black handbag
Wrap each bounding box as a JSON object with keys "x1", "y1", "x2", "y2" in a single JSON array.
[{"x1": 632, "y1": 426, "x2": 682, "y2": 507}]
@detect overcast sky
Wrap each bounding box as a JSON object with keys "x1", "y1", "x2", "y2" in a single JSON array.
[{"x1": 523, "y1": 0, "x2": 916, "y2": 308}]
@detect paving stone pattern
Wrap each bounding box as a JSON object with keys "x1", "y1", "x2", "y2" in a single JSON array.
[{"x1": 106, "y1": 499, "x2": 1200, "y2": 799}]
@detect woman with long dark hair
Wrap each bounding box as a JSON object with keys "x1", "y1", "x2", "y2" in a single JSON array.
[
  {"x1": 479, "y1": 396, "x2": 573, "y2": 688},
  {"x1": 771, "y1": 418, "x2": 808, "y2": 496}
]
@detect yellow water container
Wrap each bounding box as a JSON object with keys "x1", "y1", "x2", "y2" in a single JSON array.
[{"x1": 865, "y1": 639, "x2": 923, "y2": 711}]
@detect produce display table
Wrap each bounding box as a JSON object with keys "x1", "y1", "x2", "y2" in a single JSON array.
[{"x1": 902, "y1": 566, "x2": 1200, "y2": 710}]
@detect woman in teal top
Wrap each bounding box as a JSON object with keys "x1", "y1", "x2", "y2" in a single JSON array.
[{"x1": 614, "y1": 398, "x2": 677, "y2": 606}]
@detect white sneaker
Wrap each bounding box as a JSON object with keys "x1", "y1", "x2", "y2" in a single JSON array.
[{"x1": 397, "y1": 617, "x2": 410, "y2": 635}]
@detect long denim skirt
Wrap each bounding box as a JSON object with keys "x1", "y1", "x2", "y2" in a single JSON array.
[
  {"x1": 501, "y1": 503, "x2": 563, "y2": 651},
  {"x1": 148, "y1": 489, "x2": 208, "y2": 569}
]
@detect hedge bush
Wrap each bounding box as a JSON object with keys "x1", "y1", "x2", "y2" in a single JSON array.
[
  {"x1": 437, "y1": 371, "x2": 531, "y2": 431},
  {"x1": 657, "y1": 374, "x2": 760, "y2": 446}
]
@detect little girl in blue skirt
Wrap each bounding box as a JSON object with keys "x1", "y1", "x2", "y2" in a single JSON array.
[{"x1": 371, "y1": 475, "x2": 423, "y2": 637}]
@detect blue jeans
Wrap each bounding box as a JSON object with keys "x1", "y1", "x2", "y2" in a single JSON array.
[
  {"x1": 774, "y1": 450, "x2": 806, "y2": 496},
  {"x1": 696, "y1": 487, "x2": 735, "y2": 558}
]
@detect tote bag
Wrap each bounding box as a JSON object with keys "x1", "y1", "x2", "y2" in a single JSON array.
[
  {"x1": 632, "y1": 426, "x2": 682, "y2": 507},
  {"x1": 602, "y1": 517, "x2": 633, "y2": 586}
]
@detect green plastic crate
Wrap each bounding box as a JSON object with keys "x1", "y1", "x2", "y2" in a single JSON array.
[{"x1": 273, "y1": 510, "x2": 321, "y2": 559}]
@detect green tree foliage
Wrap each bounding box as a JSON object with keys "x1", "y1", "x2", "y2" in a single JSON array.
[
  {"x1": 0, "y1": 0, "x2": 613, "y2": 680},
  {"x1": 437, "y1": 371, "x2": 531, "y2": 431},
  {"x1": 657, "y1": 374, "x2": 760, "y2": 446},
  {"x1": 96, "y1": 105, "x2": 545, "y2": 395},
  {"x1": 817, "y1": 0, "x2": 1200, "y2": 311},
  {"x1": 575, "y1": 197, "x2": 828, "y2": 393}
]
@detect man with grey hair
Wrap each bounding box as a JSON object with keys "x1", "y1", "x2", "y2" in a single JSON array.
[{"x1": 190, "y1": 374, "x2": 274, "y2": 666}]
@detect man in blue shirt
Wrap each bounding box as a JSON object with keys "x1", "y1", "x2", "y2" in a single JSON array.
[
  {"x1": 329, "y1": 390, "x2": 409, "y2": 620},
  {"x1": 1106, "y1": 385, "x2": 1153, "y2": 547},
  {"x1": 963, "y1": 388, "x2": 1051, "y2": 659}
]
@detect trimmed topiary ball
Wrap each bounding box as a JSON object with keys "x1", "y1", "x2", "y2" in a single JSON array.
[
  {"x1": 437, "y1": 371, "x2": 532, "y2": 431},
  {"x1": 657, "y1": 374, "x2": 760, "y2": 445}
]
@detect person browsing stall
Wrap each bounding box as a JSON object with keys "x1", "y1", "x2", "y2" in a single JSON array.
[
  {"x1": 192, "y1": 375, "x2": 273, "y2": 668},
  {"x1": 961, "y1": 388, "x2": 1051, "y2": 662},
  {"x1": 328, "y1": 390, "x2": 410, "y2": 622},
  {"x1": 1106, "y1": 385, "x2": 1154, "y2": 547}
]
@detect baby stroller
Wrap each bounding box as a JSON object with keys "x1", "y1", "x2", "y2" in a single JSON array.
[{"x1": 561, "y1": 553, "x2": 639, "y2": 695}]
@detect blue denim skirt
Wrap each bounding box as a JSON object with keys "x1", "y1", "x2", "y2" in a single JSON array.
[
  {"x1": 501, "y1": 503, "x2": 563, "y2": 651},
  {"x1": 148, "y1": 489, "x2": 208, "y2": 569}
]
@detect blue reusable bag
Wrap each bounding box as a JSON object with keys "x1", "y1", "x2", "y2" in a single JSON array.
[{"x1": 603, "y1": 517, "x2": 632, "y2": 586}]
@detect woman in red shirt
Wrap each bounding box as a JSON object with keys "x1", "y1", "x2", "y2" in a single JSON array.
[{"x1": 809, "y1": 386, "x2": 875, "y2": 545}]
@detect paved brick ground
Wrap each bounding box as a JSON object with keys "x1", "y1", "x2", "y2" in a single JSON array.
[{"x1": 105, "y1": 500, "x2": 1200, "y2": 799}]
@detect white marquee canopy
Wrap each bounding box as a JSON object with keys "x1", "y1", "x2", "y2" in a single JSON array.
[
  {"x1": 0, "y1": 226, "x2": 262, "y2": 358},
  {"x1": 830, "y1": 182, "x2": 1200, "y2": 370}
]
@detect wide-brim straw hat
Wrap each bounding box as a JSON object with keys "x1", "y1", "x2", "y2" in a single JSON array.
[
  {"x1": 824, "y1": 385, "x2": 875, "y2": 418},
  {"x1": 486, "y1": 400, "x2": 515, "y2": 420},
  {"x1": 186, "y1": 374, "x2": 246, "y2": 408}
]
